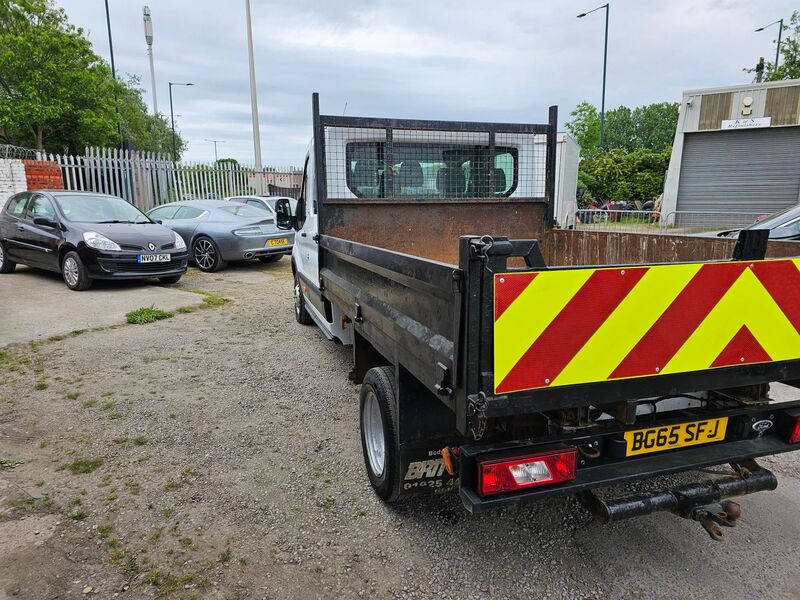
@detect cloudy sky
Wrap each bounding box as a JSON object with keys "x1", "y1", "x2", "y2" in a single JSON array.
[{"x1": 57, "y1": 0, "x2": 794, "y2": 165}]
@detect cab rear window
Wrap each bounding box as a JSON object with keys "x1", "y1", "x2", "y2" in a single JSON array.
[{"x1": 345, "y1": 142, "x2": 517, "y2": 199}]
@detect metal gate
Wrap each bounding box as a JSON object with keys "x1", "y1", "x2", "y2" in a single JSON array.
[{"x1": 676, "y1": 127, "x2": 800, "y2": 217}]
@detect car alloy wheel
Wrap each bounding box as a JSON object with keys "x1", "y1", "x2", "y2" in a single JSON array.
[
  {"x1": 63, "y1": 256, "x2": 80, "y2": 287},
  {"x1": 194, "y1": 238, "x2": 216, "y2": 270}
]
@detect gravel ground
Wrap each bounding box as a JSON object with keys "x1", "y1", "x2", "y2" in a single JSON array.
[{"x1": 2, "y1": 259, "x2": 800, "y2": 599}]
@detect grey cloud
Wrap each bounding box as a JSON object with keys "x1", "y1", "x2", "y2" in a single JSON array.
[{"x1": 58, "y1": 0, "x2": 796, "y2": 164}]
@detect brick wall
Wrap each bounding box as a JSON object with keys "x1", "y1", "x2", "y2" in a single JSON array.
[
  {"x1": 0, "y1": 158, "x2": 28, "y2": 202},
  {"x1": 22, "y1": 159, "x2": 64, "y2": 191}
]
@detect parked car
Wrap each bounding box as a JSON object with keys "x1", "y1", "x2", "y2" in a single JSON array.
[
  {"x1": 718, "y1": 204, "x2": 800, "y2": 241},
  {"x1": 147, "y1": 200, "x2": 294, "y2": 272},
  {"x1": 226, "y1": 194, "x2": 298, "y2": 218},
  {"x1": 0, "y1": 191, "x2": 188, "y2": 291}
]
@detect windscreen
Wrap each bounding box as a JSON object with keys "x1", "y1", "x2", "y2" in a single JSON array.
[{"x1": 54, "y1": 194, "x2": 150, "y2": 224}]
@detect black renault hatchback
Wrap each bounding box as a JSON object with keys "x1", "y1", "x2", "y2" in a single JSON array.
[{"x1": 0, "y1": 191, "x2": 188, "y2": 290}]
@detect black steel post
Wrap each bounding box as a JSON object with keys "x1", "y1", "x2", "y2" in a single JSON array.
[
  {"x1": 169, "y1": 83, "x2": 176, "y2": 161},
  {"x1": 544, "y1": 106, "x2": 558, "y2": 230}
]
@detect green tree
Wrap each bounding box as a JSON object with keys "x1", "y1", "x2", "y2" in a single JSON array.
[
  {"x1": 0, "y1": 0, "x2": 120, "y2": 151},
  {"x1": 565, "y1": 101, "x2": 600, "y2": 157},
  {"x1": 566, "y1": 101, "x2": 678, "y2": 156},
  {"x1": 0, "y1": 0, "x2": 185, "y2": 157},
  {"x1": 118, "y1": 76, "x2": 185, "y2": 156},
  {"x1": 746, "y1": 11, "x2": 800, "y2": 81}
]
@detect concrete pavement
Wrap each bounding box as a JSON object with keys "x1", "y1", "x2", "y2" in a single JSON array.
[{"x1": 0, "y1": 266, "x2": 204, "y2": 346}]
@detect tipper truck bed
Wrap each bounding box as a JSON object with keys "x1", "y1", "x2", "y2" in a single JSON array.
[{"x1": 274, "y1": 93, "x2": 800, "y2": 538}]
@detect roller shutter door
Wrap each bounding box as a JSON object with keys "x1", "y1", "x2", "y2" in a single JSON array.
[{"x1": 677, "y1": 127, "x2": 800, "y2": 214}]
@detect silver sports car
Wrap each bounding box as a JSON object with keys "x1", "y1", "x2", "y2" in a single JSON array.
[{"x1": 147, "y1": 200, "x2": 294, "y2": 272}]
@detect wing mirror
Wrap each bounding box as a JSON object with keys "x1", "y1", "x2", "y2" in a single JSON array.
[
  {"x1": 275, "y1": 198, "x2": 297, "y2": 231},
  {"x1": 33, "y1": 216, "x2": 58, "y2": 228}
]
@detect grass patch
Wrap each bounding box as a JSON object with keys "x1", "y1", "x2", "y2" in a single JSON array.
[
  {"x1": 126, "y1": 305, "x2": 174, "y2": 325},
  {"x1": 69, "y1": 509, "x2": 88, "y2": 521},
  {"x1": 98, "y1": 522, "x2": 114, "y2": 538},
  {"x1": 133, "y1": 436, "x2": 148, "y2": 446},
  {"x1": 82, "y1": 399, "x2": 97, "y2": 409},
  {"x1": 186, "y1": 289, "x2": 230, "y2": 308},
  {"x1": 176, "y1": 306, "x2": 198, "y2": 314},
  {"x1": 0, "y1": 459, "x2": 22, "y2": 471},
  {"x1": 67, "y1": 458, "x2": 104, "y2": 474},
  {"x1": 34, "y1": 382, "x2": 48, "y2": 390}
]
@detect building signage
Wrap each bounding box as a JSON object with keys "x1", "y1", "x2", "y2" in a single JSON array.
[{"x1": 721, "y1": 117, "x2": 772, "y2": 130}]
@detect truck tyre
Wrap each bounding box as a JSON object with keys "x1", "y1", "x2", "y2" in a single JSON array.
[
  {"x1": 293, "y1": 273, "x2": 314, "y2": 325},
  {"x1": 360, "y1": 366, "x2": 402, "y2": 503}
]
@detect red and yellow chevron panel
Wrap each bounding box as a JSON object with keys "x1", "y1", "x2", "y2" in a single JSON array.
[{"x1": 493, "y1": 258, "x2": 800, "y2": 395}]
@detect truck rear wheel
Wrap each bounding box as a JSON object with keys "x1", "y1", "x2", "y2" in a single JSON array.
[
  {"x1": 293, "y1": 273, "x2": 314, "y2": 325},
  {"x1": 360, "y1": 366, "x2": 402, "y2": 503}
]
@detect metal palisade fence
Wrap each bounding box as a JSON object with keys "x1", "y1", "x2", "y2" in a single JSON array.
[{"x1": 40, "y1": 147, "x2": 301, "y2": 211}]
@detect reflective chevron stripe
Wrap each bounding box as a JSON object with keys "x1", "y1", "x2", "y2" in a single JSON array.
[{"x1": 493, "y1": 258, "x2": 800, "y2": 395}]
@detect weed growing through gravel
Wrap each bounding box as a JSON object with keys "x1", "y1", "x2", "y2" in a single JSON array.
[
  {"x1": 186, "y1": 289, "x2": 230, "y2": 308},
  {"x1": 69, "y1": 509, "x2": 88, "y2": 521},
  {"x1": 66, "y1": 392, "x2": 80, "y2": 400},
  {"x1": 125, "y1": 306, "x2": 174, "y2": 325},
  {"x1": 34, "y1": 382, "x2": 48, "y2": 390},
  {"x1": 67, "y1": 458, "x2": 104, "y2": 474},
  {"x1": 0, "y1": 459, "x2": 22, "y2": 471}
]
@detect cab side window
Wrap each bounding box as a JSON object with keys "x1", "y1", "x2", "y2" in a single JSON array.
[
  {"x1": 5, "y1": 194, "x2": 29, "y2": 217},
  {"x1": 27, "y1": 195, "x2": 56, "y2": 221}
]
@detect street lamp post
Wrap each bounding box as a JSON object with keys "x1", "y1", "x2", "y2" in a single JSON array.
[
  {"x1": 245, "y1": 0, "x2": 264, "y2": 193},
  {"x1": 103, "y1": 0, "x2": 122, "y2": 145},
  {"x1": 169, "y1": 82, "x2": 194, "y2": 162},
  {"x1": 204, "y1": 139, "x2": 225, "y2": 163},
  {"x1": 755, "y1": 18, "x2": 784, "y2": 72},
  {"x1": 578, "y1": 3, "x2": 610, "y2": 149}
]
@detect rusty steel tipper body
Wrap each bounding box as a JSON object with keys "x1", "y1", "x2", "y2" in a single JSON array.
[{"x1": 280, "y1": 94, "x2": 800, "y2": 536}]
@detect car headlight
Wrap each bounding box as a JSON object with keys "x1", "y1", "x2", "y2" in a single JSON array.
[
  {"x1": 83, "y1": 231, "x2": 121, "y2": 251},
  {"x1": 233, "y1": 226, "x2": 263, "y2": 237},
  {"x1": 173, "y1": 231, "x2": 186, "y2": 250}
]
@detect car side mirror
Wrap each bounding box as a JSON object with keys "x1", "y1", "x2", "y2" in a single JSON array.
[
  {"x1": 275, "y1": 198, "x2": 297, "y2": 231},
  {"x1": 33, "y1": 216, "x2": 58, "y2": 228}
]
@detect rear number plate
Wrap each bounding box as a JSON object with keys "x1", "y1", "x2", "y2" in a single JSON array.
[
  {"x1": 266, "y1": 238, "x2": 288, "y2": 247},
  {"x1": 137, "y1": 254, "x2": 170, "y2": 263},
  {"x1": 624, "y1": 417, "x2": 728, "y2": 457}
]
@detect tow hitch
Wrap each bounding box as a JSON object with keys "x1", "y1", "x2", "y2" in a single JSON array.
[{"x1": 579, "y1": 460, "x2": 777, "y2": 540}]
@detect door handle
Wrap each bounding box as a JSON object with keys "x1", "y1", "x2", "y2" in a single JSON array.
[
  {"x1": 17, "y1": 226, "x2": 24, "y2": 231},
  {"x1": 300, "y1": 232, "x2": 307, "y2": 237}
]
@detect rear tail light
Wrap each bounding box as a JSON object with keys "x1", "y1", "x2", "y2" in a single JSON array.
[
  {"x1": 479, "y1": 447, "x2": 577, "y2": 497},
  {"x1": 788, "y1": 418, "x2": 800, "y2": 444}
]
